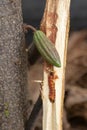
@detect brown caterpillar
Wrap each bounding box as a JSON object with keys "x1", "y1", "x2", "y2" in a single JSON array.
[{"x1": 48, "y1": 72, "x2": 58, "y2": 103}]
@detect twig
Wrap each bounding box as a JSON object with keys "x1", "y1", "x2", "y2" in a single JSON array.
[
  {"x1": 40, "y1": 0, "x2": 71, "y2": 130},
  {"x1": 23, "y1": 24, "x2": 37, "y2": 32},
  {"x1": 27, "y1": 42, "x2": 41, "y2": 66},
  {"x1": 25, "y1": 95, "x2": 42, "y2": 130}
]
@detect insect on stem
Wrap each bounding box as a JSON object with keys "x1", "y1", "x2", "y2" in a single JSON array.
[{"x1": 48, "y1": 70, "x2": 58, "y2": 103}]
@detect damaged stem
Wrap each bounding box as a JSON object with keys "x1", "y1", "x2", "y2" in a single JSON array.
[{"x1": 40, "y1": 0, "x2": 71, "y2": 130}]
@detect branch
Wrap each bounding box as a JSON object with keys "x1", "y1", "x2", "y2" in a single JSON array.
[
  {"x1": 40, "y1": 0, "x2": 71, "y2": 130},
  {"x1": 25, "y1": 95, "x2": 42, "y2": 130}
]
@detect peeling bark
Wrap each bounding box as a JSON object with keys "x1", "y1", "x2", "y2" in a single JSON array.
[{"x1": 40, "y1": 0, "x2": 71, "y2": 130}]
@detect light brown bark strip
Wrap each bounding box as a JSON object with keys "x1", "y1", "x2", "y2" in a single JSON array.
[{"x1": 40, "y1": 0, "x2": 71, "y2": 130}]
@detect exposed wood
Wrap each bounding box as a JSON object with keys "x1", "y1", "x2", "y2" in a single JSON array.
[{"x1": 40, "y1": 0, "x2": 71, "y2": 130}]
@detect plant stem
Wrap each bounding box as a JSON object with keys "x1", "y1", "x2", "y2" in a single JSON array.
[
  {"x1": 25, "y1": 95, "x2": 42, "y2": 130},
  {"x1": 23, "y1": 24, "x2": 37, "y2": 32},
  {"x1": 40, "y1": 0, "x2": 71, "y2": 130}
]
